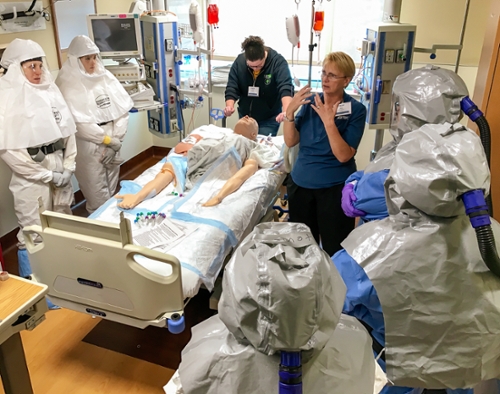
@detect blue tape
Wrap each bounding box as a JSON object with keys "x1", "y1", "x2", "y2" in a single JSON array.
[{"x1": 167, "y1": 155, "x2": 188, "y2": 192}]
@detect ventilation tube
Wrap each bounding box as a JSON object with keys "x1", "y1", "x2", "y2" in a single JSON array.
[
  {"x1": 461, "y1": 97, "x2": 500, "y2": 278},
  {"x1": 279, "y1": 351, "x2": 302, "y2": 394}
]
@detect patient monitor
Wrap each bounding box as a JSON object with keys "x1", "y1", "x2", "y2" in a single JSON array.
[{"x1": 23, "y1": 210, "x2": 185, "y2": 333}]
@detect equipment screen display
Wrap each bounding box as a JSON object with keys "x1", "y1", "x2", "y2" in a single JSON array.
[{"x1": 90, "y1": 18, "x2": 138, "y2": 53}]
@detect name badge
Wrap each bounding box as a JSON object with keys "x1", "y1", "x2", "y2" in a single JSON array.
[
  {"x1": 248, "y1": 86, "x2": 260, "y2": 97},
  {"x1": 336, "y1": 101, "x2": 352, "y2": 117}
]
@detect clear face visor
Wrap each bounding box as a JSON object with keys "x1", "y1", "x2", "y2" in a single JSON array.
[
  {"x1": 20, "y1": 57, "x2": 50, "y2": 85},
  {"x1": 77, "y1": 53, "x2": 105, "y2": 76}
]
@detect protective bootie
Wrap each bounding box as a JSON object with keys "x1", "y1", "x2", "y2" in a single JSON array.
[{"x1": 17, "y1": 248, "x2": 32, "y2": 278}]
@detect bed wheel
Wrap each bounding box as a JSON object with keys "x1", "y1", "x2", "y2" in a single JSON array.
[{"x1": 167, "y1": 313, "x2": 185, "y2": 334}]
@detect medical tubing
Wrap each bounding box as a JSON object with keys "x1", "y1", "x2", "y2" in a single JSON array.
[
  {"x1": 279, "y1": 351, "x2": 302, "y2": 394},
  {"x1": 461, "y1": 96, "x2": 490, "y2": 160},
  {"x1": 462, "y1": 190, "x2": 500, "y2": 279},
  {"x1": 461, "y1": 96, "x2": 493, "y2": 216}
]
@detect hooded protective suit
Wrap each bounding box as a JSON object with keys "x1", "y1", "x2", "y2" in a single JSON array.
[
  {"x1": 334, "y1": 122, "x2": 500, "y2": 392},
  {"x1": 176, "y1": 222, "x2": 385, "y2": 394},
  {"x1": 342, "y1": 66, "x2": 469, "y2": 222},
  {"x1": 55, "y1": 35, "x2": 133, "y2": 213},
  {"x1": 0, "y1": 39, "x2": 77, "y2": 259}
]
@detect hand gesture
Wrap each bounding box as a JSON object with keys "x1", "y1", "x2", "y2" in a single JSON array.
[
  {"x1": 310, "y1": 93, "x2": 340, "y2": 127},
  {"x1": 287, "y1": 85, "x2": 313, "y2": 117}
]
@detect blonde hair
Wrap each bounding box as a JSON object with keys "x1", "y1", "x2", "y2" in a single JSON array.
[{"x1": 323, "y1": 52, "x2": 356, "y2": 79}]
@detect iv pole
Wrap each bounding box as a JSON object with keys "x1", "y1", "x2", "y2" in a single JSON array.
[
  {"x1": 307, "y1": 0, "x2": 316, "y2": 86},
  {"x1": 306, "y1": 0, "x2": 330, "y2": 86}
]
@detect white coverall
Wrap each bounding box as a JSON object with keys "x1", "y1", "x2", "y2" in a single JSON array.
[
  {"x1": 73, "y1": 116, "x2": 128, "y2": 212},
  {"x1": 55, "y1": 35, "x2": 133, "y2": 213},
  {"x1": 0, "y1": 39, "x2": 77, "y2": 248},
  {"x1": 0, "y1": 140, "x2": 76, "y2": 246}
]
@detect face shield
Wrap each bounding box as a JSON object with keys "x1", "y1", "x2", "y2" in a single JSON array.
[
  {"x1": 388, "y1": 65, "x2": 469, "y2": 142},
  {"x1": 67, "y1": 35, "x2": 106, "y2": 77},
  {"x1": 0, "y1": 39, "x2": 52, "y2": 86}
]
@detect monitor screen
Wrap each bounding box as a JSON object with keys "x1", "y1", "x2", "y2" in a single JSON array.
[{"x1": 87, "y1": 14, "x2": 142, "y2": 57}]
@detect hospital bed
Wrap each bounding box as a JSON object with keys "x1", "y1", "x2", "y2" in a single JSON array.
[{"x1": 23, "y1": 129, "x2": 286, "y2": 330}]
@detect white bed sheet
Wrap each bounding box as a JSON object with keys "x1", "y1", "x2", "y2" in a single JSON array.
[{"x1": 90, "y1": 133, "x2": 285, "y2": 298}]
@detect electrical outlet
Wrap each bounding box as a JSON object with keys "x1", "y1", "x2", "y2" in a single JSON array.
[
  {"x1": 396, "y1": 49, "x2": 405, "y2": 63},
  {"x1": 165, "y1": 39, "x2": 174, "y2": 52}
]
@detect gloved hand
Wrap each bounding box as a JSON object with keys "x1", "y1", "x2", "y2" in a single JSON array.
[
  {"x1": 51, "y1": 171, "x2": 63, "y2": 186},
  {"x1": 56, "y1": 169, "x2": 73, "y2": 187},
  {"x1": 341, "y1": 182, "x2": 366, "y2": 218},
  {"x1": 107, "y1": 137, "x2": 122, "y2": 152},
  {"x1": 101, "y1": 147, "x2": 116, "y2": 165},
  {"x1": 224, "y1": 105, "x2": 235, "y2": 117}
]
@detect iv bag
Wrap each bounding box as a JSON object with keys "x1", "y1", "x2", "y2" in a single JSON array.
[
  {"x1": 313, "y1": 3, "x2": 324, "y2": 34},
  {"x1": 207, "y1": 3, "x2": 219, "y2": 26},
  {"x1": 286, "y1": 15, "x2": 300, "y2": 48},
  {"x1": 189, "y1": 0, "x2": 204, "y2": 45}
]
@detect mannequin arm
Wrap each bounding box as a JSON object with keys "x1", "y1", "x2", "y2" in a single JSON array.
[
  {"x1": 203, "y1": 159, "x2": 258, "y2": 207},
  {"x1": 116, "y1": 162, "x2": 175, "y2": 209}
]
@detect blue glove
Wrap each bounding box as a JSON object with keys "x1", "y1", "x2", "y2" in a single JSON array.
[
  {"x1": 101, "y1": 147, "x2": 116, "y2": 165},
  {"x1": 341, "y1": 182, "x2": 367, "y2": 217}
]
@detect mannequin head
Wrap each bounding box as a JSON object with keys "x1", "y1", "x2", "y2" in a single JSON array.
[{"x1": 234, "y1": 116, "x2": 258, "y2": 141}]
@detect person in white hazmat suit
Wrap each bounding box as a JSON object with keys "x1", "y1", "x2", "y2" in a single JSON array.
[
  {"x1": 166, "y1": 222, "x2": 387, "y2": 394},
  {"x1": 0, "y1": 39, "x2": 77, "y2": 283},
  {"x1": 56, "y1": 35, "x2": 133, "y2": 214},
  {"x1": 333, "y1": 119, "x2": 500, "y2": 392}
]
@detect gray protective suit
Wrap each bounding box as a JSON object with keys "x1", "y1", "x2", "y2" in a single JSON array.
[
  {"x1": 367, "y1": 65, "x2": 468, "y2": 173},
  {"x1": 178, "y1": 222, "x2": 380, "y2": 394},
  {"x1": 342, "y1": 122, "x2": 500, "y2": 389}
]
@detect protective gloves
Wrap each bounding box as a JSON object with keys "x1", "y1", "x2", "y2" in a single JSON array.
[
  {"x1": 57, "y1": 169, "x2": 73, "y2": 187},
  {"x1": 107, "y1": 137, "x2": 122, "y2": 152},
  {"x1": 341, "y1": 182, "x2": 366, "y2": 218},
  {"x1": 51, "y1": 171, "x2": 63, "y2": 186},
  {"x1": 101, "y1": 147, "x2": 116, "y2": 165}
]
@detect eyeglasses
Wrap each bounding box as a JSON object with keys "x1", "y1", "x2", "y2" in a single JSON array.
[
  {"x1": 22, "y1": 62, "x2": 43, "y2": 72},
  {"x1": 321, "y1": 70, "x2": 346, "y2": 81},
  {"x1": 246, "y1": 59, "x2": 265, "y2": 70}
]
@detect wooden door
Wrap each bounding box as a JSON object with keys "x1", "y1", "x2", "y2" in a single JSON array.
[{"x1": 483, "y1": 47, "x2": 500, "y2": 221}]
